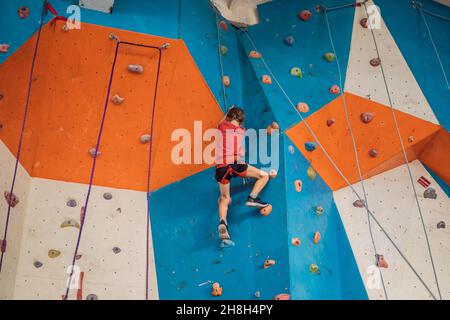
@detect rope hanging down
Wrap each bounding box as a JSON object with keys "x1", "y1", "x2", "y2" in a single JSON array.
[
  {"x1": 0, "y1": 0, "x2": 48, "y2": 273},
  {"x1": 362, "y1": 1, "x2": 442, "y2": 300}
]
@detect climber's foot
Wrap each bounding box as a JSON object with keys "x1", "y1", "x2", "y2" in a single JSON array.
[
  {"x1": 246, "y1": 196, "x2": 269, "y2": 209},
  {"x1": 218, "y1": 220, "x2": 230, "y2": 240}
]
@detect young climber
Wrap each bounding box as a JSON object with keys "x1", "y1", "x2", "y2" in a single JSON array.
[{"x1": 215, "y1": 106, "x2": 270, "y2": 241}]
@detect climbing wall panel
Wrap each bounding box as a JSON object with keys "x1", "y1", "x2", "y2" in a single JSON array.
[
  {"x1": 0, "y1": 141, "x2": 31, "y2": 299},
  {"x1": 0, "y1": 20, "x2": 223, "y2": 192},
  {"x1": 333, "y1": 160, "x2": 450, "y2": 299},
  {"x1": 419, "y1": 128, "x2": 450, "y2": 185},
  {"x1": 11, "y1": 178, "x2": 158, "y2": 300},
  {"x1": 286, "y1": 93, "x2": 441, "y2": 190},
  {"x1": 345, "y1": 0, "x2": 439, "y2": 125}
]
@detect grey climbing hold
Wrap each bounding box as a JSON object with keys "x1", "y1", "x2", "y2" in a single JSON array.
[
  {"x1": 140, "y1": 134, "x2": 151, "y2": 144},
  {"x1": 112, "y1": 246, "x2": 121, "y2": 254},
  {"x1": 437, "y1": 221, "x2": 446, "y2": 229},
  {"x1": 284, "y1": 36, "x2": 295, "y2": 46},
  {"x1": 305, "y1": 142, "x2": 317, "y2": 152},
  {"x1": 360, "y1": 112, "x2": 374, "y2": 124},
  {"x1": 353, "y1": 199, "x2": 366, "y2": 208},
  {"x1": 66, "y1": 199, "x2": 77, "y2": 208},
  {"x1": 369, "y1": 148, "x2": 378, "y2": 158},
  {"x1": 254, "y1": 291, "x2": 261, "y2": 298},
  {"x1": 33, "y1": 261, "x2": 43, "y2": 268},
  {"x1": 89, "y1": 148, "x2": 101, "y2": 158},
  {"x1": 103, "y1": 192, "x2": 113, "y2": 200},
  {"x1": 326, "y1": 118, "x2": 335, "y2": 127},
  {"x1": 127, "y1": 64, "x2": 144, "y2": 74},
  {"x1": 86, "y1": 294, "x2": 98, "y2": 300},
  {"x1": 423, "y1": 187, "x2": 437, "y2": 199},
  {"x1": 288, "y1": 145, "x2": 295, "y2": 154},
  {"x1": 220, "y1": 239, "x2": 235, "y2": 248}
]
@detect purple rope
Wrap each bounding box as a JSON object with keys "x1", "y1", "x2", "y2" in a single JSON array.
[{"x1": 0, "y1": 0, "x2": 48, "y2": 272}]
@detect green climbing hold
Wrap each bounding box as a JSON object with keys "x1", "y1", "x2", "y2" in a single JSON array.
[
  {"x1": 323, "y1": 52, "x2": 335, "y2": 62},
  {"x1": 307, "y1": 166, "x2": 316, "y2": 180},
  {"x1": 309, "y1": 263, "x2": 320, "y2": 274},
  {"x1": 220, "y1": 45, "x2": 228, "y2": 55},
  {"x1": 290, "y1": 67, "x2": 303, "y2": 78}
]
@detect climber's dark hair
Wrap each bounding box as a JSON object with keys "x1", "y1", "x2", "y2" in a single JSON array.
[{"x1": 226, "y1": 106, "x2": 245, "y2": 124}]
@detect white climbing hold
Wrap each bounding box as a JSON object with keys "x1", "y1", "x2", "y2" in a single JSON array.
[
  {"x1": 0, "y1": 44, "x2": 10, "y2": 53},
  {"x1": 111, "y1": 94, "x2": 124, "y2": 105},
  {"x1": 127, "y1": 64, "x2": 144, "y2": 74},
  {"x1": 140, "y1": 134, "x2": 151, "y2": 144},
  {"x1": 89, "y1": 148, "x2": 101, "y2": 158}
]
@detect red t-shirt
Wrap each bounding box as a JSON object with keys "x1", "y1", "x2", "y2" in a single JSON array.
[{"x1": 215, "y1": 121, "x2": 246, "y2": 167}]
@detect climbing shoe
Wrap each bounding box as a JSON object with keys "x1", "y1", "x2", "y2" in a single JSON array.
[
  {"x1": 246, "y1": 196, "x2": 269, "y2": 208},
  {"x1": 218, "y1": 220, "x2": 230, "y2": 240}
]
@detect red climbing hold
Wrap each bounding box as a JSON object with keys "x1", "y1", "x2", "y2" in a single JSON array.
[
  {"x1": 370, "y1": 58, "x2": 381, "y2": 67},
  {"x1": 360, "y1": 112, "x2": 374, "y2": 124},
  {"x1": 4, "y1": 191, "x2": 19, "y2": 208},
  {"x1": 299, "y1": 10, "x2": 312, "y2": 21},
  {"x1": 219, "y1": 20, "x2": 228, "y2": 31},
  {"x1": 0, "y1": 44, "x2": 10, "y2": 53},
  {"x1": 274, "y1": 293, "x2": 290, "y2": 300},
  {"x1": 18, "y1": 6, "x2": 30, "y2": 19},
  {"x1": 360, "y1": 18, "x2": 368, "y2": 28},
  {"x1": 375, "y1": 254, "x2": 388, "y2": 268},
  {"x1": 326, "y1": 118, "x2": 335, "y2": 127},
  {"x1": 329, "y1": 85, "x2": 340, "y2": 95}
]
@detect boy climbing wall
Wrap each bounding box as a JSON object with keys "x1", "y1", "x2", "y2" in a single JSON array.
[{"x1": 215, "y1": 106, "x2": 271, "y2": 241}]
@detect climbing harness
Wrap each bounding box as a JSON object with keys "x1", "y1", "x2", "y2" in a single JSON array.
[{"x1": 0, "y1": 0, "x2": 48, "y2": 273}]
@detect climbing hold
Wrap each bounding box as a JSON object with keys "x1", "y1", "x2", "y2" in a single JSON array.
[
  {"x1": 75, "y1": 254, "x2": 82, "y2": 260},
  {"x1": 294, "y1": 180, "x2": 302, "y2": 193},
  {"x1": 423, "y1": 187, "x2": 437, "y2": 199},
  {"x1": 0, "y1": 123, "x2": 3, "y2": 130},
  {"x1": 329, "y1": 85, "x2": 340, "y2": 95},
  {"x1": 127, "y1": 64, "x2": 144, "y2": 74},
  {"x1": 33, "y1": 261, "x2": 43, "y2": 269},
  {"x1": 0, "y1": 44, "x2": 10, "y2": 53},
  {"x1": 266, "y1": 122, "x2": 279, "y2": 135},
  {"x1": 313, "y1": 232, "x2": 321, "y2": 244},
  {"x1": 274, "y1": 293, "x2": 290, "y2": 300},
  {"x1": 307, "y1": 166, "x2": 316, "y2": 180},
  {"x1": 369, "y1": 148, "x2": 378, "y2": 158},
  {"x1": 48, "y1": 249, "x2": 61, "y2": 258},
  {"x1": 360, "y1": 18, "x2": 368, "y2": 28},
  {"x1": 62, "y1": 24, "x2": 69, "y2": 32},
  {"x1": 309, "y1": 263, "x2": 320, "y2": 274},
  {"x1": 269, "y1": 169, "x2": 277, "y2": 178},
  {"x1": 18, "y1": 6, "x2": 30, "y2": 19},
  {"x1": 0, "y1": 240, "x2": 7, "y2": 253},
  {"x1": 315, "y1": 206, "x2": 324, "y2": 215},
  {"x1": 211, "y1": 282, "x2": 223, "y2": 297},
  {"x1": 284, "y1": 36, "x2": 295, "y2": 46},
  {"x1": 112, "y1": 247, "x2": 121, "y2": 254},
  {"x1": 291, "y1": 237, "x2": 301, "y2": 247},
  {"x1": 220, "y1": 239, "x2": 235, "y2": 248},
  {"x1": 263, "y1": 259, "x2": 276, "y2": 269},
  {"x1": 111, "y1": 94, "x2": 124, "y2": 105},
  {"x1": 304, "y1": 142, "x2": 317, "y2": 152},
  {"x1": 249, "y1": 50, "x2": 261, "y2": 58},
  {"x1": 261, "y1": 75, "x2": 272, "y2": 84},
  {"x1": 323, "y1": 52, "x2": 335, "y2": 62},
  {"x1": 437, "y1": 221, "x2": 446, "y2": 229},
  {"x1": 66, "y1": 199, "x2": 77, "y2": 208},
  {"x1": 299, "y1": 10, "x2": 312, "y2": 21},
  {"x1": 88, "y1": 148, "x2": 101, "y2": 158},
  {"x1": 260, "y1": 205, "x2": 272, "y2": 217},
  {"x1": 86, "y1": 294, "x2": 98, "y2": 300},
  {"x1": 60, "y1": 219, "x2": 80, "y2": 229},
  {"x1": 360, "y1": 112, "x2": 374, "y2": 124},
  {"x1": 103, "y1": 192, "x2": 113, "y2": 200},
  {"x1": 4, "y1": 191, "x2": 19, "y2": 208},
  {"x1": 326, "y1": 118, "x2": 335, "y2": 127},
  {"x1": 220, "y1": 45, "x2": 228, "y2": 55},
  {"x1": 288, "y1": 145, "x2": 295, "y2": 154},
  {"x1": 296, "y1": 102, "x2": 309, "y2": 113},
  {"x1": 219, "y1": 20, "x2": 228, "y2": 31},
  {"x1": 375, "y1": 254, "x2": 388, "y2": 268},
  {"x1": 140, "y1": 134, "x2": 151, "y2": 144},
  {"x1": 0, "y1": 91, "x2": 4, "y2": 100},
  {"x1": 254, "y1": 291, "x2": 261, "y2": 298},
  {"x1": 408, "y1": 136, "x2": 414, "y2": 143},
  {"x1": 370, "y1": 58, "x2": 381, "y2": 67},
  {"x1": 222, "y1": 76, "x2": 230, "y2": 87},
  {"x1": 290, "y1": 67, "x2": 302, "y2": 78},
  {"x1": 353, "y1": 199, "x2": 366, "y2": 208}
]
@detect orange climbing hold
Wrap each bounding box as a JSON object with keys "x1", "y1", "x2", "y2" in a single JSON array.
[
  {"x1": 266, "y1": 122, "x2": 279, "y2": 135},
  {"x1": 291, "y1": 237, "x2": 301, "y2": 246},
  {"x1": 299, "y1": 10, "x2": 312, "y2": 21},
  {"x1": 376, "y1": 254, "x2": 388, "y2": 268},
  {"x1": 212, "y1": 282, "x2": 223, "y2": 297},
  {"x1": 294, "y1": 180, "x2": 302, "y2": 192},
  {"x1": 261, "y1": 75, "x2": 272, "y2": 84},
  {"x1": 260, "y1": 204, "x2": 272, "y2": 217},
  {"x1": 249, "y1": 50, "x2": 261, "y2": 58},
  {"x1": 263, "y1": 259, "x2": 276, "y2": 269},
  {"x1": 222, "y1": 76, "x2": 230, "y2": 87},
  {"x1": 296, "y1": 102, "x2": 309, "y2": 113},
  {"x1": 313, "y1": 231, "x2": 321, "y2": 244},
  {"x1": 274, "y1": 293, "x2": 290, "y2": 300}
]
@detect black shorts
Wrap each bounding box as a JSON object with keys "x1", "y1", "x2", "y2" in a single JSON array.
[{"x1": 215, "y1": 163, "x2": 248, "y2": 184}]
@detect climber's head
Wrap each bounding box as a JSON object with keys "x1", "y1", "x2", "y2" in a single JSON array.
[{"x1": 226, "y1": 106, "x2": 245, "y2": 125}]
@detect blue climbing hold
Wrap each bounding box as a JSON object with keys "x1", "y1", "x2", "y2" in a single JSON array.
[
  {"x1": 305, "y1": 142, "x2": 317, "y2": 152},
  {"x1": 284, "y1": 36, "x2": 295, "y2": 46},
  {"x1": 220, "y1": 239, "x2": 235, "y2": 248}
]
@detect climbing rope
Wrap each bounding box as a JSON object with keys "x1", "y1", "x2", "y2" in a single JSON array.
[
  {"x1": 0, "y1": 0, "x2": 48, "y2": 273},
  {"x1": 362, "y1": 1, "x2": 442, "y2": 300},
  {"x1": 412, "y1": 1, "x2": 450, "y2": 91},
  {"x1": 239, "y1": 26, "x2": 439, "y2": 300},
  {"x1": 320, "y1": 0, "x2": 368, "y2": 13},
  {"x1": 323, "y1": 7, "x2": 388, "y2": 299},
  {"x1": 64, "y1": 38, "x2": 165, "y2": 300},
  {"x1": 212, "y1": 4, "x2": 229, "y2": 110}
]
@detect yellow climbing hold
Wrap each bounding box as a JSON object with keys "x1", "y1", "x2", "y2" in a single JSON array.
[
  {"x1": 307, "y1": 166, "x2": 316, "y2": 180},
  {"x1": 48, "y1": 249, "x2": 61, "y2": 258},
  {"x1": 309, "y1": 263, "x2": 320, "y2": 274},
  {"x1": 60, "y1": 219, "x2": 80, "y2": 229}
]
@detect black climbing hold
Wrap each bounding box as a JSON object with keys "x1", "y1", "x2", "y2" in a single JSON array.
[
  {"x1": 112, "y1": 247, "x2": 121, "y2": 254},
  {"x1": 86, "y1": 294, "x2": 98, "y2": 300},
  {"x1": 369, "y1": 148, "x2": 378, "y2": 158},
  {"x1": 103, "y1": 192, "x2": 112, "y2": 200},
  {"x1": 66, "y1": 199, "x2": 77, "y2": 207},
  {"x1": 360, "y1": 112, "x2": 374, "y2": 124},
  {"x1": 33, "y1": 261, "x2": 43, "y2": 268},
  {"x1": 353, "y1": 199, "x2": 366, "y2": 208},
  {"x1": 370, "y1": 58, "x2": 381, "y2": 67},
  {"x1": 437, "y1": 221, "x2": 446, "y2": 229},
  {"x1": 423, "y1": 187, "x2": 437, "y2": 199}
]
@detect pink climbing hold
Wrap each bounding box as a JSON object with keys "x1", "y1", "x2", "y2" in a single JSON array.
[
  {"x1": 370, "y1": 58, "x2": 381, "y2": 67},
  {"x1": 261, "y1": 75, "x2": 272, "y2": 84},
  {"x1": 360, "y1": 18, "x2": 368, "y2": 28},
  {"x1": 219, "y1": 20, "x2": 228, "y2": 31},
  {"x1": 326, "y1": 118, "x2": 335, "y2": 127},
  {"x1": 360, "y1": 112, "x2": 374, "y2": 124},
  {"x1": 18, "y1": 6, "x2": 30, "y2": 19},
  {"x1": 0, "y1": 44, "x2": 10, "y2": 53},
  {"x1": 4, "y1": 191, "x2": 19, "y2": 208},
  {"x1": 375, "y1": 254, "x2": 388, "y2": 268},
  {"x1": 273, "y1": 293, "x2": 290, "y2": 300},
  {"x1": 329, "y1": 85, "x2": 340, "y2": 95},
  {"x1": 369, "y1": 148, "x2": 378, "y2": 158},
  {"x1": 299, "y1": 10, "x2": 312, "y2": 21}
]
